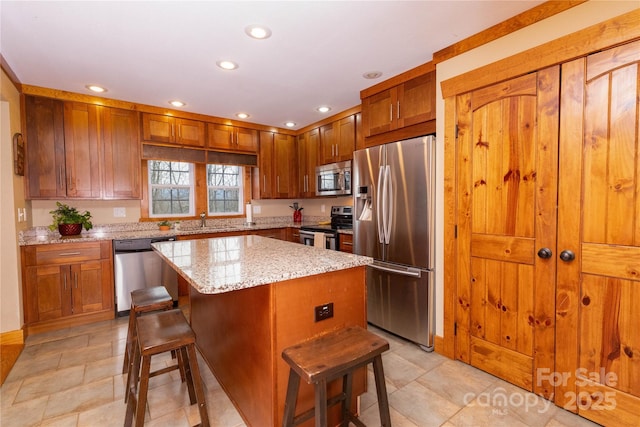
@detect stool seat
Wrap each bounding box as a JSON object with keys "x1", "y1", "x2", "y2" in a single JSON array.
[
  {"x1": 131, "y1": 286, "x2": 173, "y2": 312},
  {"x1": 122, "y1": 286, "x2": 173, "y2": 376},
  {"x1": 282, "y1": 326, "x2": 391, "y2": 427},
  {"x1": 125, "y1": 309, "x2": 209, "y2": 427}
]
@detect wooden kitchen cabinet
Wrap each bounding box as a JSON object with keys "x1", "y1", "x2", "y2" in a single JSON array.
[
  {"x1": 361, "y1": 70, "x2": 435, "y2": 140},
  {"x1": 258, "y1": 131, "x2": 297, "y2": 199},
  {"x1": 287, "y1": 227, "x2": 301, "y2": 244},
  {"x1": 319, "y1": 115, "x2": 355, "y2": 165},
  {"x1": 24, "y1": 96, "x2": 68, "y2": 199},
  {"x1": 297, "y1": 128, "x2": 319, "y2": 197},
  {"x1": 338, "y1": 233, "x2": 353, "y2": 253},
  {"x1": 101, "y1": 107, "x2": 141, "y2": 199},
  {"x1": 21, "y1": 241, "x2": 114, "y2": 335},
  {"x1": 24, "y1": 96, "x2": 141, "y2": 200},
  {"x1": 207, "y1": 123, "x2": 258, "y2": 153},
  {"x1": 141, "y1": 113, "x2": 205, "y2": 147}
]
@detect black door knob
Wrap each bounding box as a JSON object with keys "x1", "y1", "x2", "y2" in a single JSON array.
[
  {"x1": 559, "y1": 250, "x2": 575, "y2": 262},
  {"x1": 537, "y1": 248, "x2": 553, "y2": 259}
]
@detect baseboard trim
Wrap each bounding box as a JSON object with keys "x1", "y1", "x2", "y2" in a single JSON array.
[
  {"x1": 1, "y1": 328, "x2": 25, "y2": 385},
  {"x1": 0, "y1": 329, "x2": 24, "y2": 346}
]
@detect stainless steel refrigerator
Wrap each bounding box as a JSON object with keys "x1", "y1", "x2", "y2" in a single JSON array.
[{"x1": 353, "y1": 135, "x2": 435, "y2": 350}]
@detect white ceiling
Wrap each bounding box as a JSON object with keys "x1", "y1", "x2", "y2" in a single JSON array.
[{"x1": 1, "y1": 1, "x2": 544, "y2": 130}]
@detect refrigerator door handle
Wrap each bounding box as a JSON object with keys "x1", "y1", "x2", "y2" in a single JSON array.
[
  {"x1": 370, "y1": 261, "x2": 422, "y2": 278},
  {"x1": 381, "y1": 165, "x2": 391, "y2": 243},
  {"x1": 384, "y1": 165, "x2": 393, "y2": 244},
  {"x1": 376, "y1": 166, "x2": 385, "y2": 244}
]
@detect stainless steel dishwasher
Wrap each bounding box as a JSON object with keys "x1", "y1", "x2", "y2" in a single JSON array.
[{"x1": 113, "y1": 236, "x2": 178, "y2": 316}]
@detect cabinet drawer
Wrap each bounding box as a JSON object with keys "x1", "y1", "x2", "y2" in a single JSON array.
[{"x1": 26, "y1": 242, "x2": 107, "y2": 266}]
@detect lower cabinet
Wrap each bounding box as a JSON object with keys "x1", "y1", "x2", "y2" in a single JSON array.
[
  {"x1": 338, "y1": 233, "x2": 353, "y2": 253},
  {"x1": 287, "y1": 227, "x2": 301, "y2": 244},
  {"x1": 21, "y1": 241, "x2": 114, "y2": 335}
]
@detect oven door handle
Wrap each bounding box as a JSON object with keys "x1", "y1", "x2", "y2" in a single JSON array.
[{"x1": 300, "y1": 230, "x2": 333, "y2": 238}]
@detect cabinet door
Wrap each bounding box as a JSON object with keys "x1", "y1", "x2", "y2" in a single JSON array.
[
  {"x1": 102, "y1": 107, "x2": 141, "y2": 199},
  {"x1": 297, "y1": 129, "x2": 319, "y2": 197},
  {"x1": 142, "y1": 113, "x2": 174, "y2": 143},
  {"x1": 273, "y1": 133, "x2": 297, "y2": 198},
  {"x1": 336, "y1": 115, "x2": 355, "y2": 162},
  {"x1": 258, "y1": 131, "x2": 274, "y2": 198},
  {"x1": 208, "y1": 124, "x2": 234, "y2": 150},
  {"x1": 24, "y1": 264, "x2": 72, "y2": 323},
  {"x1": 24, "y1": 96, "x2": 66, "y2": 198},
  {"x1": 71, "y1": 259, "x2": 112, "y2": 314},
  {"x1": 175, "y1": 118, "x2": 205, "y2": 147},
  {"x1": 63, "y1": 102, "x2": 103, "y2": 198},
  {"x1": 362, "y1": 88, "x2": 396, "y2": 137},
  {"x1": 235, "y1": 127, "x2": 258, "y2": 153},
  {"x1": 397, "y1": 71, "x2": 436, "y2": 129},
  {"x1": 319, "y1": 122, "x2": 336, "y2": 165},
  {"x1": 338, "y1": 234, "x2": 353, "y2": 253}
]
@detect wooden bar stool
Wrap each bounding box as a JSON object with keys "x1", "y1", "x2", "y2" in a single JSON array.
[
  {"x1": 281, "y1": 325, "x2": 391, "y2": 427},
  {"x1": 122, "y1": 286, "x2": 174, "y2": 376},
  {"x1": 124, "y1": 309, "x2": 210, "y2": 427}
]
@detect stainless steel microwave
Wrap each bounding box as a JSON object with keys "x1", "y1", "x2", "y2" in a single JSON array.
[{"x1": 315, "y1": 161, "x2": 351, "y2": 196}]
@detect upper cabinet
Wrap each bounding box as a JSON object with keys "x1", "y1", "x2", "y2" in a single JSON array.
[
  {"x1": 257, "y1": 131, "x2": 297, "y2": 199},
  {"x1": 361, "y1": 69, "x2": 435, "y2": 146},
  {"x1": 207, "y1": 124, "x2": 258, "y2": 153},
  {"x1": 319, "y1": 115, "x2": 356, "y2": 165},
  {"x1": 102, "y1": 108, "x2": 141, "y2": 199},
  {"x1": 297, "y1": 128, "x2": 319, "y2": 198},
  {"x1": 24, "y1": 95, "x2": 141, "y2": 200},
  {"x1": 141, "y1": 113, "x2": 205, "y2": 147}
]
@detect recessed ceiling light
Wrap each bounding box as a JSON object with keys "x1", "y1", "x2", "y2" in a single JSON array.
[
  {"x1": 245, "y1": 25, "x2": 272, "y2": 40},
  {"x1": 236, "y1": 112, "x2": 250, "y2": 119},
  {"x1": 169, "y1": 100, "x2": 186, "y2": 107},
  {"x1": 316, "y1": 106, "x2": 331, "y2": 113},
  {"x1": 217, "y1": 60, "x2": 239, "y2": 70},
  {"x1": 362, "y1": 71, "x2": 383, "y2": 79},
  {"x1": 86, "y1": 84, "x2": 107, "y2": 93},
  {"x1": 284, "y1": 122, "x2": 296, "y2": 128}
]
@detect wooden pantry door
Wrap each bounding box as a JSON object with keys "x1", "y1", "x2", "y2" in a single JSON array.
[
  {"x1": 455, "y1": 66, "x2": 559, "y2": 398},
  {"x1": 555, "y1": 40, "x2": 640, "y2": 426}
]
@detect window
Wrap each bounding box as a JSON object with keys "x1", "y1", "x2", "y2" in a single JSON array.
[
  {"x1": 207, "y1": 164, "x2": 243, "y2": 215},
  {"x1": 148, "y1": 161, "x2": 194, "y2": 217}
]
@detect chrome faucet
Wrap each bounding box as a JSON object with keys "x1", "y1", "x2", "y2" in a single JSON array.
[{"x1": 200, "y1": 212, "x2": 206, "y2": 228}]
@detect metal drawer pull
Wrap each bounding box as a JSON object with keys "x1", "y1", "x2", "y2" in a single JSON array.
[
  {"x1": 58, "y1": 252, "x2": 82, "y2": 256},
  {"x1": 342, "y1": 241, "x2": 353, "y2": 246}
]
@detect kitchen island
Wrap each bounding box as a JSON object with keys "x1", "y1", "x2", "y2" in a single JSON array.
[{"x1": 152, "y1": 235, "x2": 373, "y2": 427}]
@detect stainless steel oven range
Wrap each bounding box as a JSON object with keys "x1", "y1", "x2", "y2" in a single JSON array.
[{"x1": 299, "y1": 206, "x2": 353, "y2": 250}]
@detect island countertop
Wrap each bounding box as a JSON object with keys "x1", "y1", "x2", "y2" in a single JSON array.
[{"x1": 152, "y1": 235, "x2": 372, "y2": 294}]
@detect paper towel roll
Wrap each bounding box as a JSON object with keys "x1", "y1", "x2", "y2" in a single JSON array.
[{"x1": 246, "y1": 203, "x2": 253, "y2": 223}]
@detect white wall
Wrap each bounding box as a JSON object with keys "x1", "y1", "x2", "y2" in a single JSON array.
[{"x1": 432, "y1": 1, "x2": 639, "y2": 337}]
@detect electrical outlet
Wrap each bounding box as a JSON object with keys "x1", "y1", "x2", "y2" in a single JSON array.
[
  {"x1": 314, "y1": 302, "x2": 334, "y2": 322},
  {"x1": 113, "y1": 207, "x2": 126, "y2": 218},
  {"x1": 253, "y1": 205, "x2": 261, "y2": 214},
  {"x1": 320, "y1": 204, "x2": 326, "y2": 213}
]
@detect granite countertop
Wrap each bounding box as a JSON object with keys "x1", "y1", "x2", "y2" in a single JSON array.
[
  {"x1": 152, "y1": 235, "x2": 372, "y2": 294},
  {"x1": 18, "y1": 219, "x2": 322, "y2": 246}
]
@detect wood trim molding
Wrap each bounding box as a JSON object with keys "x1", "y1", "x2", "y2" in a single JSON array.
[
  {"x1": 21, "y1": 84, "x2": 297, "y2": 136},
  {"x1": 432, "y1": 1, "x2": 587, "y2": 64},
  {"x1": 0, "y1": 329, "x2": 25, "y2": 346},
  {"x1": 441, "y1": 9, "x2": 640, "y2": 98}
]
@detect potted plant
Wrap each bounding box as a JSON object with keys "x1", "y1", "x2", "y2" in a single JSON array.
[
  {"x1": 49, "y1": 202, "x2": 93, "y2": 236},
  {"x1": 158, "y1": 220, "x2": 172, "y2": 231}
]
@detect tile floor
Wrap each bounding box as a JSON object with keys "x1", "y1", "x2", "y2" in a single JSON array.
[{"x1": 0, "y1": 317, "x2": 600, "y2": 427}]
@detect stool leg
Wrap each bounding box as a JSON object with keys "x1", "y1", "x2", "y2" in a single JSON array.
[
  {"x1": 186, "y1": 343, "x2": 210, "y2": 427},
  {"x1": 282, "y1": 368, "x2": 300, "y2": 427},
  {"x1": 180, "y1": 346, "x2": 197, "y2": 405},
  {"x1": 124, "y1": 340, "x2": 142, "y2": 427},
  {"x1": 372, "y1": 355, "x2": 391, "y2": 427},
  {"x1": 314, "y1": 379, "x2": 328, "y2": 427},
  {"x1": 122, "y1": 309, "x2": 136, "y2": 374},
  {"x1": 135, "y1": 355, "x2": 152, "y2": 427},
  {"x1": 340, "y1": 373, "x2": 353, "y2": 427}
]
